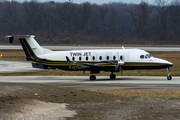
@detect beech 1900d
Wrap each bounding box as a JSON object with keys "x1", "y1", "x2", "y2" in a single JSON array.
[{"x1": 6, "y1": 35, "x2": 173, "y2": 81}]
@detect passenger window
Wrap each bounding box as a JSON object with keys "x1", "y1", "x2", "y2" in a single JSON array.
[
  {"x1": 120, "y1": 56, "x2": 123, "y2": 60},
  {"x1": 99, "y1": 56, "x2": 102, "y2": 60},
  {"x1": 92, "y1": 56, "x2": 95, "y2": 60},
  {"x1": 72, "y1": 57, "x2": 75, "y2": 61},
  {"x1": 113, "y1": 56, "x2": 116, "y2": 60},
  {"x1": 140, "y1": 55, "x2": 144, "y2": 59},
  {"x1": 106, "y1": 56, "x2": 109, "y2": 60},
  {"x1": 79, "y1": 57, "x2": 82, "y2": 61},
  {"x1": 86, "y1": 56, "x2": 88, "y2": 61}
]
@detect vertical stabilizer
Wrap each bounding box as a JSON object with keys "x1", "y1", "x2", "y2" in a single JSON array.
[
  {"x1": 6, "y1": 35, "x2": 52, "y2": 61},
  {"x1": 24, "y1": 36, "x2": 44, "y2": 56}
]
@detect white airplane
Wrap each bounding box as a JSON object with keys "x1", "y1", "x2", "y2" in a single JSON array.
[{"x1": 6, "y1": 35, "x2": 173, "y2": 80}]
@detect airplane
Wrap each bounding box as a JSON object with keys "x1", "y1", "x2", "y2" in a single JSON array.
[{"x1": 6, "y1": 35, "x2": 173, "y2": 81}]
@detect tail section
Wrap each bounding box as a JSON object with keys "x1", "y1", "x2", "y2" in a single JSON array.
[{"x1": 6, "y1": 35, "x2": 52, "y2": 61}]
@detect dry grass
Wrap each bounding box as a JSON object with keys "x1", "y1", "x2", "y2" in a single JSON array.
[
  {"x1": 0, "y1": 50, "x2": 26, "y2": 60},
  {"x1": 87, "y1": 89, "x2": 180, "y2": 99},
  {"x1": 0, "y1": 50, "x2": 179, "y2": 76}
]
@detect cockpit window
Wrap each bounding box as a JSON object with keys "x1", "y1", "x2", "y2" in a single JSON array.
[
  {"x1": 140, "y1": 55, "x2": 144, "y2": 59},
  {"x1": 145, "y1": 54, "x2": 153, "y2": 58},
  {"x1": 140, "y1": 54, "x2": 153, "y2": 59}
]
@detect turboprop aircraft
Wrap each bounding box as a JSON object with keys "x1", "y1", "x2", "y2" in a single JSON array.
[{"x1": 6, "y1": 35, "x2": 173, "y2": 81}]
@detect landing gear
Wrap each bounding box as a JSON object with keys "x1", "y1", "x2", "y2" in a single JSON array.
[
  {"x1": 90, "y1": 75, "x2": 96, "y2": 81},
  {"x1": 167, "y1": 75, "x2": 172, "y2": 80},
  {"x1": 110, "y1": 73, "x2": 116, "y2": 79},
  {"x1": 167, "y1": 67, "x2": 172, "y2": 80}
]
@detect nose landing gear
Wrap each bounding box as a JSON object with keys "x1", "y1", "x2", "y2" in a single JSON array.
[{"x1": 167, "y1": 67, "x2": 172, "y2": 80}]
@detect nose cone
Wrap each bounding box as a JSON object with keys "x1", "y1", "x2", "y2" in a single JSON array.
[
  {"x1": 159, "y1": 58, "x2": 173, "y2": 67},
  {"x1": 167, "y1": 61, "x2": 173, "y2": 67},
  {"x1": 166, "y1": 61, "x2": 173, "y2": 67},
  {"x1": 160, "y1": 58, "x2": 173, "y2": 67},
  {"x1": 152, "y1": 58, "x2": 173, "y2": 68}
]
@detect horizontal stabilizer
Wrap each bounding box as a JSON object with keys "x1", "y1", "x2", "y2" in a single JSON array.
[{"x1": 5, "y1": 35, "x2": 35, "y2": 44}]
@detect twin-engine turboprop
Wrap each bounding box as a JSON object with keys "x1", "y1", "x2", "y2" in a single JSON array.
[{"x1": 6, "y1": 35, "x2": 173, "y2": 80}]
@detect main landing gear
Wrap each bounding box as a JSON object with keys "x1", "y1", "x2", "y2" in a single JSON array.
[
  {"x1": 110, "y1": 73, "x2": 116, "y2": 79},
  {"x1": 167, "y1": 67, "x2": 172, "y2": 80},
  {"x1": 90, "y1": 75, "x2": 96, "y2": 81},
  {"x1": 89, "y1": 73, "x2": 116, "y2": 81}
]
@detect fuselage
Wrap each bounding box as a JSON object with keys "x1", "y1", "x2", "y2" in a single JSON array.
[{"x1": 37, "y1": 48, "x2": 173, "y2": 71}]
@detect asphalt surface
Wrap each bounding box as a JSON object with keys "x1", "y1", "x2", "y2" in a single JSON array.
[
  {"x1": 0, "y1": 75, "x2": 179, "y2": 90},
  {"x1": 0, "y1": 60, "x2": 179, "y2": 90},
  {"x1": 0, "y1": 60, "x2": 42, "y2": 73},
  {"x1": 1, "y1": 45, "x2": 180, "y2": 51}
]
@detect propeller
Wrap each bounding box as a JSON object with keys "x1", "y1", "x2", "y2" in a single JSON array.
[{"x1": 115, "y1": 60, "x2": 124, "y2": 73}]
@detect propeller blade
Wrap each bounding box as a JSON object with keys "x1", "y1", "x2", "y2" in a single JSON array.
[
  {"x1": 120, "y1": 65, "x2": 123, "y2": 74},
  {"x1": 115, "y1": 60, "x2": 124, "y2": 72},
  {"x1": 115, "y1": 63, "x2": 120, "y2": 71}
]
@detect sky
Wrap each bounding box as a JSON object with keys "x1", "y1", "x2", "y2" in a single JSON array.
[{"x1": 18, "y1": 0, "x2": 157, "y2": 5}]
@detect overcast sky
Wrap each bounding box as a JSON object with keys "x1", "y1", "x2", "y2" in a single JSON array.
[{"x1": 18, "y1": 0, "x2": 157, "y2": 5}]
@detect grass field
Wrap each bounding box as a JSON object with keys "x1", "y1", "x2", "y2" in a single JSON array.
[{"x1": 0, "y1": 50, "x2": 179, "y2": 76}]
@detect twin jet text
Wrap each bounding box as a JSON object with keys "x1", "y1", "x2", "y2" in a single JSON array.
[{"x1": 70, "y1": 52, "x2": 91, "y2": 56}]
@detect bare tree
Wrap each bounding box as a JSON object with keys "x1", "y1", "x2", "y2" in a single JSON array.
[
  {"x1": 0, "y1": 1, "x2": 180, "y2": 44},
  {"x1": 168, "y1": 0, "x2": 180, "y2": 30},
  {"x1": 1, "y1": 1, "x2": 19, "y2": 33},
  {"x1": 154, "y1": 0, "x2": 168, "y2": 37},
  {"x1": 128, "y1": 1, "x2": 152, "y2": 38}
]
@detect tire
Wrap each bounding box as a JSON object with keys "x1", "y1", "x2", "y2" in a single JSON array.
[
  {"x1": 110, "y1": 74, "x2": 116, "y2": 79},
  {"x1": 90, "y1": 75, "x2": 96, "y2": 81},
  {"x1": 167, "y1": 75, "x2": 172, "y2": 80}
]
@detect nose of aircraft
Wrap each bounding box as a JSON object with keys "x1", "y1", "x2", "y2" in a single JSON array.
[
  {"x1": 160, "y1": 58, "x2": 173, "y2": 67},
  {"x1": 165, "y1": 62, "x2": 173, "y2": 68},
  {"x1": 167, "y1": 61, "x2": 173, "y2": 67},
  {"x1": 152, "y1": 57, "x2": 173, "y2": 68}
]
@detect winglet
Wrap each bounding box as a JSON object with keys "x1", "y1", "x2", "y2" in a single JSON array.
[
  {"x1": 122, "y1": 46, "x2": 125, "y2": 49},
  {"x1": 5, "y1": 35, "x2": 14, "y2": 43}
]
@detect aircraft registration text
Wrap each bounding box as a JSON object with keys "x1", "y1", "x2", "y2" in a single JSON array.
[{"x1": 69, "y1": 65, "x2": 81, "y2": 69}]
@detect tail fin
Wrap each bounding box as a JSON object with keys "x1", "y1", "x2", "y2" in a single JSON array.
[{"x1": 6, "y1": 35, "x2": 52, "y2": 61}]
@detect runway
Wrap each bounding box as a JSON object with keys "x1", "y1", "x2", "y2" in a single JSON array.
[
  {"x1": 0, "y1": 76, "x2": 179, "y2": 90},
  {"x1": 1, "y1": 45, "x2": 180, "y2": 51}
]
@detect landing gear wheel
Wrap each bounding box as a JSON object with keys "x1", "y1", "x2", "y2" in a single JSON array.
[
  {"x1": 110, "y1": 74, "x2": 116, "y2": 79},
  {"x1": 167, "y1": 75, "x2": 172, "y2": 80},
  {"x1": 90, "y1": 75, "x2": 96, "y2": 81}
]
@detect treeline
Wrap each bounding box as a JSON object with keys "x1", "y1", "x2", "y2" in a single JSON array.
[{"x1": 0, "y1": 0, "x2": 180, "y2": 45}]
